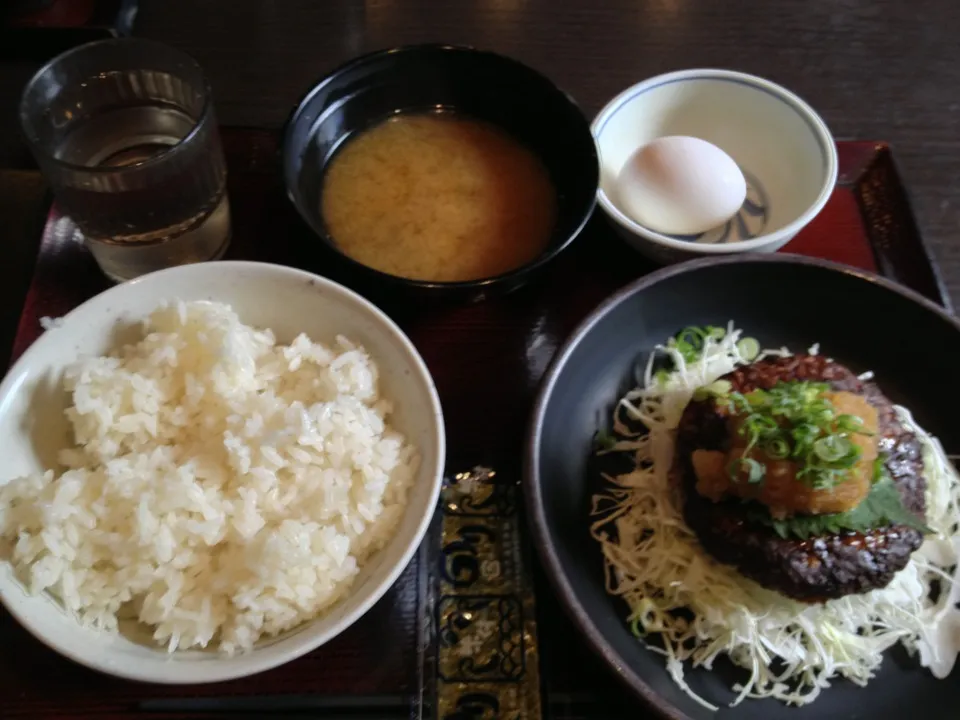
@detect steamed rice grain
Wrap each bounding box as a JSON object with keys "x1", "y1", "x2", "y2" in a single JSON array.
[{"x1": 0, "y1": 301, "x2": 418, "y2": 653}]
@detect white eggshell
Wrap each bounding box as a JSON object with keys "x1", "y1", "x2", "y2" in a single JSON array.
[{"x1": 615, "y1": 136, "x2": 747, "y2": 236}]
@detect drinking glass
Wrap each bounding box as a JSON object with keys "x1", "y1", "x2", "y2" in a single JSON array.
[{"x1": 19, "y1": 38, "x2": 231, "y2": 282}]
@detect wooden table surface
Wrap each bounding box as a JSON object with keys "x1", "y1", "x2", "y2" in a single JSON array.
[
  {"x1": 0, "y1": 1, "x2": 959, "y2": 305},
  {"x1": 0, "y1": 2, "x2": 958, "y2": 717},
  {"x1": 6, "y1": 0, "x2": 957, "y2": 300}
]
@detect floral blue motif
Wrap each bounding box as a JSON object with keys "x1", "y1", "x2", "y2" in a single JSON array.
[{"x1": 669, "y1": 170, "x2": 770, "y2": 244}]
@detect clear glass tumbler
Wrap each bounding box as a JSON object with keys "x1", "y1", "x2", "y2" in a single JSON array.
[{"x1": 19, "y1": 38, "x2": 231, "y2": 282}]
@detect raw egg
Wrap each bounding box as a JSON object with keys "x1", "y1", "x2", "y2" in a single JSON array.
[{"x1": 615, "y1": 135, "x2": 747, "y2": 236}]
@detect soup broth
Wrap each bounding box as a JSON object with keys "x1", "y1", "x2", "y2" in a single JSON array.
[{"x1": 320, "y1": 113, "x2": 557, "y2": 283}]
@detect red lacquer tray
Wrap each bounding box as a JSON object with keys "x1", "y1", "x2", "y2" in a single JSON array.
[{"x1": 0, "y1": 131, "x2": 950, "y2": 720}]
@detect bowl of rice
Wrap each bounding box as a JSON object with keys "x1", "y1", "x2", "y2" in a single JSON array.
[{"x1": 0, "y1": 261, "x2": 445, "y2": 683}]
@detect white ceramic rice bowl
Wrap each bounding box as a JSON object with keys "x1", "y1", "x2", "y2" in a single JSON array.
[{"x1": 0, "y1": 261, "x2": 445, "y2": 684}]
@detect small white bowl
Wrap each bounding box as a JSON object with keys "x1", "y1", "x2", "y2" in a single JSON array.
[
  {"x1": 0, "y1": 261, "x2": 445, "y2": 684},
  {"x1": 592, "y1": 69, "x2": 838, "y2": 264}
]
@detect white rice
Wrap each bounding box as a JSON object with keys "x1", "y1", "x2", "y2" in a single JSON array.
[{"x1": 0, "y1": 301, "x2": 418, "y2": 654}]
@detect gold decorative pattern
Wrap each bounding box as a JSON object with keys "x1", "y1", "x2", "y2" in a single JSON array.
[{"x1": 431, "y1": 467, "x2": 542, "y2": 720}]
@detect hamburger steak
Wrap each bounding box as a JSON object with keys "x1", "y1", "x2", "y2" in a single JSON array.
[{"x1": 674, "y1": 354, "x2": 927, "y2": 601}]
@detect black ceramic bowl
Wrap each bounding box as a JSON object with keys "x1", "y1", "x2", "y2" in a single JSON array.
[
  {"x1": 281, "y1": 44, "x2": 598, "y2": 301},
  {"x1": 525, "y1": 254, "x2": 960, "y2": 720}
]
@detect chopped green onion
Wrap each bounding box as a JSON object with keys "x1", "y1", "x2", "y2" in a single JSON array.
[
  {"x1": 764, "y1": 437, "x2": 790, "y2": 459},
  {"x1": 722, "y1": 381, "x2": 874, "y2": 489},
  {"x1": 736, "y1": 337, "x2": 760, "y2": 361},
  {"x1": 737, "y1": 457, "x2": 766, "y2": 484},
  {"x1": 745, "y1": 414, "x2": 780, "y2": 435},
  {"x1": 739, "y1": 414, "x2": 780, "y2": 455},
  {"x1": 837, "y1": 414, "x2": 873, "y2": 435},
  {"x1": 810, "y1": 408, "x2": 835, "y2": 425},
  {"x1": 802, "y1": 468, "x2": 849, "y2": 490},
  {"x1": 821, "y1": 448, "x2": 861, "y2": 470},
  {"x1": 668, "y1": 326, "x2": 728, "y2": 364},
  {"x1": 813, "y1": 435, "x2": 855, "y2": 463},
  {"x1": 725, "y1": 392, "x2": 753, "y2": 414},
  {"x1": 872, "y1": 454, "x2": 888, "y2": 484},
  {"x1": 594, "y1": 429, "x2": 617, "y2": 451},
  {"x1": 692, "y1": 379, "x2": 732, "y2": 402},
  {"x1": 791, "y1": 423, "x2": 820, "y2": 450},
  {"x1": 674, "y1": 328, "x2": 706, "y2": 363},
  {"x1": 710, "y1": 379, "x2": 732, "y2": 395}
]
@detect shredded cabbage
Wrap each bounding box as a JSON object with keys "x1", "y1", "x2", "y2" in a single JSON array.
[{"x1": 589, "y1": 322, "x2": 960, "y2": 708}]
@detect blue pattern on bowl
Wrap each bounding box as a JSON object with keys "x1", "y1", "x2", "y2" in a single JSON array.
[{"x1": 669, "y1": 171, "x2": 770, "y2": 244}]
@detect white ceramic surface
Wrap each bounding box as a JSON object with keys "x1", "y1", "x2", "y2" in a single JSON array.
[
  {"x1": 592, "y1": 69, "x2": 838, "y2": 264},
  {"x1": 0, "y1": 261, "x2": 445, "y2": 684}
]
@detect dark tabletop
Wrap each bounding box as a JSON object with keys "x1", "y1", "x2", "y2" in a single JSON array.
[
  {"x1": 2, "y1": 0, "x2": 959, "y2": 304},
  {"x1": 0, "y1": 3, "x2": 958, "y2": 717}
]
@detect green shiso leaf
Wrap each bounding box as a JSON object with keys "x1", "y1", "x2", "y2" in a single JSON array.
[{"x1": 744, "y1": 465, "x2": 932, "y2": 540}]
